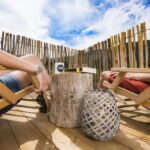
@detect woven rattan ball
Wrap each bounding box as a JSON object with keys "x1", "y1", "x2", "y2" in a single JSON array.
[{"x1": 81, "y1": 89, "x2": 120, "y2": 141}]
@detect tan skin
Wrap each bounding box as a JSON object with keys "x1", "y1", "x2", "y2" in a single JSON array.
[
  {"x1": 98, "y1": 71, "x2": 150, "y2": 89},
  {"x1": 0, "y1": 50, "x2": 51, "y2": 92}
]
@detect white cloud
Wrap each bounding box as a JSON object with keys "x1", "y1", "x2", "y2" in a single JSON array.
[
  {"x1": 0, "y1": 0, "x2": 50, "y2": 39},
  {"x1": 0, "y1": 0, "x2": 150, "y2": 49},
  {"x1": 70, "y1": 0, "x2": 150, "y2": 49},
  {"x1": 46, "y1": 0, "x2": 98, "y2": 33}
]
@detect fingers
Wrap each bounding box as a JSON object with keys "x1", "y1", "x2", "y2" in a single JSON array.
[
  {"x1": 110, "y1": 72, "x2": 118, "y2": 78},
  {"x1": 34, "y1": 83, "x2": 49, "y2": 93}
]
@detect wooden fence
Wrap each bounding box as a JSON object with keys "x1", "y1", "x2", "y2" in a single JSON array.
[
  {"x1": 0, "y1": 22, "x2": 150, "y2": 86},
  {"x1": 0, "y1": 32, "x2": 80, "y2": 74},
  {"x1": 78, "y1": 22, "x2": 150, "y2": 84}
]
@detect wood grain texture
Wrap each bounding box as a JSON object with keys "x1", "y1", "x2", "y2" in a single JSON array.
[
  {"x1": 0, "y1": 119, "x2": 20, "y2": 150},
  {"x1": 16, "y1": 95, "x2": 132, "y2": 150},
  {"x1": 49, "y1": 73, "x2": 93, "y2": 127}
]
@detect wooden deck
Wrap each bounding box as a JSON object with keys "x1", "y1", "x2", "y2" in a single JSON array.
[{"x1": 0, "y1": 93, "x2": 150, "y2": 150}]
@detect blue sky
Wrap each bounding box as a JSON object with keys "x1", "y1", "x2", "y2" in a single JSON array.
[{"x1": 0, "y1": 0, "x2": 150, "y2": 49}]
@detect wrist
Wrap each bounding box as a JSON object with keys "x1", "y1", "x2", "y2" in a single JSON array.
[{"x1": 35, "y1": 64, "x2": 43, "y2": 74}]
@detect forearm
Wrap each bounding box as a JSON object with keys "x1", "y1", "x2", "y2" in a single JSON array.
[
  {"x1": 0, "y1": 50, "x2": 37, "y2": 74},
  {"x1": 126, "y1": 73, "x2": 150, "y2": 83}
]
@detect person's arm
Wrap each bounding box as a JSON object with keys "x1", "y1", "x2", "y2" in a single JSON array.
[
  {"x1": 105, "y1": 71, "x2": 150, "y2": 83},
  {"x1": 0, "y1": 50, "x2": 50, "y2": 92},
  {"x1": 125, "y1": 73, "x2": 150, "y2": 83},
  {"x1": 0, "y1": 50, "x2": 37, "y2": 73}
]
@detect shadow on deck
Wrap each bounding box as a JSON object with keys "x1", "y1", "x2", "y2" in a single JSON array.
[{"x1": 0, "y1": 93, "x2": 150, "y2": 150}]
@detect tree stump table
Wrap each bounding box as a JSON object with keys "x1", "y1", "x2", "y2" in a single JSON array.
[{"x1": 48, "y1": 72, "x2": 93, "y2": 128}]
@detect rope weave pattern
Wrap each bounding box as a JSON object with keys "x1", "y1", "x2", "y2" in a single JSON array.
[{"x1": 81, "y1": 89, "x2": 120, "y2": 141}]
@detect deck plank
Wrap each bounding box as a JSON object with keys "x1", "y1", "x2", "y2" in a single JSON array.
[
  {"x1": 0, "y1": 118, "x2": 20, "y2": 150},
  {"x1": 17, "y1": 97, "x2": 131, "y2": 150},
  {"x1": 16, "y1": 100, "x2": 97, "y2": 150},
  {"x1": 2, "y1": 106, "x2": 57, "y2": 150},
  {"x1": 1, "y1": 92, "x2": 150, "y2": 150}
]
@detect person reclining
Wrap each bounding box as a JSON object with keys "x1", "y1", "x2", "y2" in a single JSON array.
[
  {"x1": 99, "y1": 71, "x2": 150, "y2": 94},
  {"x1": 0, "y1": 50, "x2": 51, "y2": 114}
]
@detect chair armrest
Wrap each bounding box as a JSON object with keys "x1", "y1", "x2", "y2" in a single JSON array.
[
  {"x1": 111, "y1": 67, "x2": 150, "y2": 73},
  {"x1": 0, "y1": 65, "x2": 40, "y2": 104},
  {"x1": 30, "y1": 74, "x2": 39, "y2": 89}
]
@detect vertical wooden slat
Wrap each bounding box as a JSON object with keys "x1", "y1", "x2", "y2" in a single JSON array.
[
  {"x1": 71, "y1": 49, "x2": 75, "y2": 68},
  {"x1": 117, "y1": 34, "x2": 121, "y2": 67},
  {"x1": 27, "y1": 38, "x2": 30, "y2": 54},
  {"x1": 110, "y1": 36, "x2": 115, "y2": 67},
  {"x1": 28, "y1": 38, "x2": 32, "y2": 54},
  {"x1": 67, "y1": 47, "x2": 70, "y2": 68},
  {"x1": 11, "y1": 34, "x2": 15, "y2": 55},
  {"x1": 137, "y1": 24, "x2": 144, "y2": 67},
  {"x1": 48, "y1": 44, "x2": 51, "y2": 74},
  {"x1": 55, "y1": 45, "x2": 58, "y2": 62},
  {"x1": 9, "y1": 33, "x2": 13, "y2": 54},
  {"x1": 100, "y1": 42, "x2": 103, "y2": 72},
  {"x1": 1, "y1": 31, "x2": 4, "y2": 50},
  {"x1": 60, "y1": 45, "x2": 63, "y2": 63},
  {"x1": 83, "y1": 49, "x2": 86, "y2": 66},
  {"x1": 43, "y1": 42, "x2": 48, "y2": 66},
  {"x1": 4, "y1": 32, "x2": 9, "y2": 52},
  {"x1": 69, "y1": 49, "x2": 72, "y2": 68},
  {"x1": 78, "y1": 50, "x2": 81, "y2": 67},
  {"x1": 23, "y1": 36, "x2": 26, "y2": 55},
  {"x1": 59, "y1": 45, "x2": 61, "y2": 62},
  {"x1": 142, "y1": 22, "x2": 148, "y2": 67},
  {"x1": 33, "y1": 40, "x2": 36, "y2": 55},
  {"x1": 94, "y1": 44, "x2": 98, "y2": 71},
  {"x1": 15, "y1": 35, "x2": 20, "y2": 56},
  {"x1": 64, "y1": 47, "x2": 67, "y2": 69},
  {"x1": 25, "y1": 37, "x2": 28, "y2": 55},
  {"x1": 127, "y1": 29, "x2": 133, "y2": 67},
  {"x1": 132, "y1": 27, "x2": 137, "y2": 67},
  {"x1": 120, "y1": 32, "x2": 127, "y2": 67},
  {"x1": 48, "y1": 44, "x2": 52, "y2": 74},
  {"x1": 113, "y1": 36, "x2": 117, "y2": 67},
  {"x1": 92, "y1": 46, "x2": 95, "y2": 68},
  {"x1": 107, "y1": 38, "x2": 112, "y2": 70},
  {"x1": 54, "y1": 45, "x2": 57, "y2": 70},
  {"x1": 97, "y1": 42, "x2": 101, "y2": 74},
  {"x1": 20, "y1": 36, "x2": 25, "y2": 56},
  {"x1": 75, "y1": 50, "x2": 78, "y2": 68},
  {"x1": 87, "y1": 48, "x2": 89, "y2": 67},
  {"x1": 37, "y1": 40, "x2": 41, "y2": 58},
  {"x1": 31, "y1": 39, "x2": 34, "y2": 54},
  {"x1": 72, "y1": 49, "x2": 76, "y2": 68},
  {"x1": 89, "y1": 47, "x2": 92, "y2": 67},
  {"x1": 114, "y1": 35, "x2": 119, "y2": 67},
  {"x1": 102, "y1": 41, "x2": 105, "y2": 70},
  {"x1": 71, "y1": 49, "x2": 74, "y2": 68},
  {"x1": 40, "y1": 41, "x2": 44, "y2": 61},
  {"x1": 105, "y1": 40, "x2": 109, "y2": 70}
]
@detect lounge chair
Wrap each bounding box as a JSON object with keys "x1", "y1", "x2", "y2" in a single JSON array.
[
  {"x1": 103, "y1": 67, "x2": 150, "y2": 109},
  {"x1": 0, "y1": 64, "x2": 47, "y2": 115}
]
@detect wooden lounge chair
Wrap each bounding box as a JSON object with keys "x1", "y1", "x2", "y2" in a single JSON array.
[
  {"x1": 0, "y1": 64, "x2": 46, "y2": 114},
  {"x1": 103, "y1": 67, "x2": 150, "y2": 110}
]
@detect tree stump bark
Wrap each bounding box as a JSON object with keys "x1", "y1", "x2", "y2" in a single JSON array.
[{"x1": 49, "y1": 73, "x2": 93, "y2": 128}]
